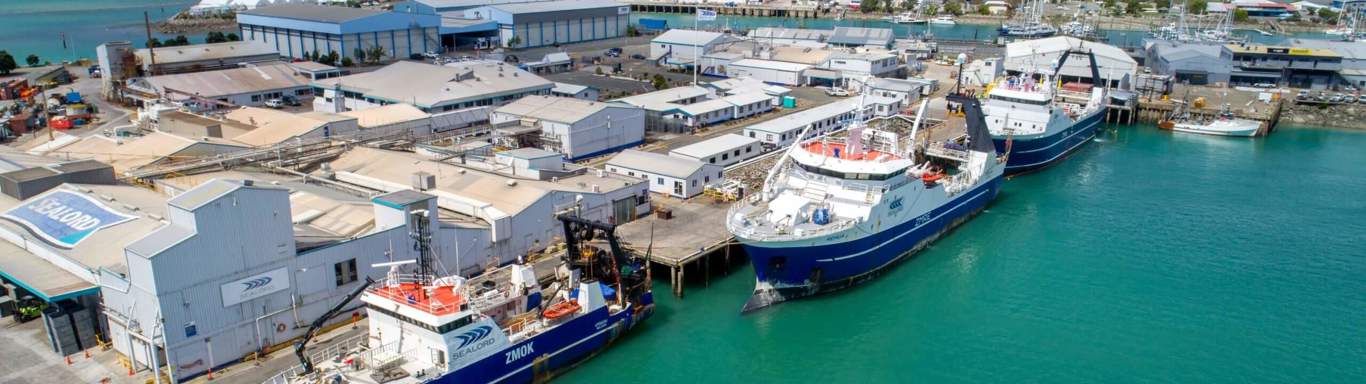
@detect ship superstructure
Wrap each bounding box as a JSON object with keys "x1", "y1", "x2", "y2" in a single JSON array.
[{"x1": 983, "y1": 49, "x2": 1108, "y2": 174}]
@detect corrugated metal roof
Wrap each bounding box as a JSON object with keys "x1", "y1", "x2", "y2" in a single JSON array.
[
  {"x1": 134, "y1": 41, "x2": 278, "y2": 65},
  {"x1": 829, "y1": 27, "x2": 894, "y2": 46},
  {"x1": 653, "y1": 29, "x2": 724, "y2": 46},
  {"x1": 552, "y1": 82, "x2": 590, "y2": 95},
  {"x1": 340, "y1": 103, "x2": 430, "y2": 128},
  {"x1": 0, "y1": 183, "x2": 169, "y2": 279},
  {"x1": 240, "y1": 3, "x2": 385, "y2": 23},
  {"x1": 492, "y1": 0, "x2": 625, "y2": 14},
  {"x1": 498, "y1": 147, "x2": 561, "y2": 160},
  {"x1": 131, "y1": 62, "x2": 311, "y2": 99},
  {"x1": 612, "y1": 86, "x2": 711, "y2": 108},
  {"x1": 669, "y1": 133, "x2": 757, "y2": 159},
  {"x1": 673, "y1": 98, "x2": 733, "y2": 116},
  {"x1": 748, "y1": 27, "x2": 831, "y2": 41},
  {"x1": 607, "y1": 149, "x2": 706, "y2": 179},
  {"x1": 729, "y1": 58, "x2": 812, "y2": 73},
  {"x1": 225, "y1": 108, "x2": 353, "y2": 147},
  {"x1": 745, "y1": 98, "x2": 860, "y2": 135},
  {"x1": 312, "y1": 60, "x2": 553, "y2": 108},
  {"x1": 494, "y1": 95, "x2": 619, "y2": 124}
]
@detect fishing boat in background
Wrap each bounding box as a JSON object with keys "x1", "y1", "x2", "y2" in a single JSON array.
[
  {"x1": 983, "y1": 50, "x2": 1107, "y2": 174},
  {"x1": 999, "y1": 0, "x2": 1056, "y2": 38},
  {"x1": 1159, "y1": 102, "x2": 1262, "y2": 137},
  {"x1": 728, "y1": 92, "x2": 1005, "y2": 312},
  {"x1": 929, "y1": 16, "x2": 957, "y2": 25}
]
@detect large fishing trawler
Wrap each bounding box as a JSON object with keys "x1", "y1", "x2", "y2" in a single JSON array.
[
  {"x1": 983, "y1": 49, "x2": 1107, "y2": 174},
  {"x1": 727, "y1": 94, "x2": 1005, "y2": 312},
  {"x1": 266, "y1": 212, "x2": 652, "y2": 384}
]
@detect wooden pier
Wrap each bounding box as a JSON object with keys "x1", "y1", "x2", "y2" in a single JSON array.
[{"x1": 615, "y1": 196, "x2": 742, "y2": 297}]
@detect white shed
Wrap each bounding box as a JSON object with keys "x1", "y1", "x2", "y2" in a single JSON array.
[
  {"x1": 726, "y1": 59, "x2": 811, "y2": 86},
  {"x1": 669, "y1": 133, "x2": 762, "y2": 167},
  {"x1": 651, "y1": 29, "x2": 725, "y2": 67},
  {"x1": 490, "y1": 95, "x2": 645, "y2": 160},
  {"x1": 606, "y1": 150, "x2": 723, "y2": 199},
  {"x1": 1005, "y1": 36, "x2": 1137, "y2": 90}
]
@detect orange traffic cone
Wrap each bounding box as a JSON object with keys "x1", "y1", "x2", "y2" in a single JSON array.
[{"x1": 85, "y1": 349, "x2": 91, "y2": 359}]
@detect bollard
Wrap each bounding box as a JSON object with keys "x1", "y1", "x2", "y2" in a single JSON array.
[
  {"x1": 207, "y1": 367, "x2": 214, "y2": 381},
  {"x1": 66, "y1": 355, "x2": 73, "y2": 365}
]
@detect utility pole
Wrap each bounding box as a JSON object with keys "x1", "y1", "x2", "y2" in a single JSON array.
[{"x1": 144, "y1": 11, "x2": 157, "y2": 76}]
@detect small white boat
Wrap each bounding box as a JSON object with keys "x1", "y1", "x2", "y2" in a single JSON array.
[
  {"x1": 928, "y1": 16, "x2": 956, "y2": 25},
  {"x1": 1326, "y1": 27, "x2": 1354, "y2": 36},
  {"x1": 892, "y1": 12, "x2": 926, "y2": 24},
  {"x1": 1163, "y1": 110, "x2": 1261, "y2": 137}
]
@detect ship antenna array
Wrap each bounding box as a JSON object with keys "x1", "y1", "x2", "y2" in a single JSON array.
[{"x1": 410, "y1": 209, "x2": 434, "y2": 285}]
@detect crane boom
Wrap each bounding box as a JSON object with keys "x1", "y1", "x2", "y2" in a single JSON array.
[{"x1": 297, "y1": 276, "x2": 375, "y2": 374}]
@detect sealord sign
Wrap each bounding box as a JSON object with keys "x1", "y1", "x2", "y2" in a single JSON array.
[
  {"x1": 221, "y1": 267, "x2": 290, "y2": 307},
  {"x1": 2, "y1": 189, "x2": 137, "y2": 248}
]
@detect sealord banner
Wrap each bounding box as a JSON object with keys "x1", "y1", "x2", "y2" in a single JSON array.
[{"x1": 2, "y1": 189, "x2": 137, "y2": 248}]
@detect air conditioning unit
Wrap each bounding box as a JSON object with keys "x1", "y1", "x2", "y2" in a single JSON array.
[{"x1": 412, "y1": 171, "x2": 436, "y2": 191}]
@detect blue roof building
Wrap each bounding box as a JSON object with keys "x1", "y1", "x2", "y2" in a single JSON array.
[{"x1": 237, "y1": 4, "x2": 441, "y2": 61}]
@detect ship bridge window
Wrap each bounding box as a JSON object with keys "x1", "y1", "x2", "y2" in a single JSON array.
[
  {"x1": 990, "y1": 94, "x2": 1048, "y2": 106},
  {"x1": 367, "y1": 304, "x2": 475, "y2": 334},
  {"x1": 798, "y1": 163, "x2": 904, "y2": 181}
]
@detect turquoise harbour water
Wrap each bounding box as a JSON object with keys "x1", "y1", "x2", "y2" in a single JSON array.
[
  {"x1": 561, "y1": 125, "x2": 1366, "y2": 383},
  {"x1": 0, "y1": 0, "x2": 198, "y2": 64}
]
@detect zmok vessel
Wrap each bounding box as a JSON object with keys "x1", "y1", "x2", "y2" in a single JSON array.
[{"x1": 983, "y1": 49, "x2": 1107, "y2": 174}]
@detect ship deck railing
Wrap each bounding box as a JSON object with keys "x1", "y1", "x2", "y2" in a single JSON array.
[{"x1": 260, "y1": 333, "x2": 372, "y2": 384}]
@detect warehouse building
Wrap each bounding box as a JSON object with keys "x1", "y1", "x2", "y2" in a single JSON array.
[
  {"x1": 747, "y1": 27, "x2": 832, "y2": 48},
  {"x1": 489, "y1": 95, "x2": 645, "y2": 160},
  {"x1": 611, "y1": 85, "x2": 713, "y2": 132},
  {"x1": 134, "y1": 41, "x2": 281, "y2": 75},
  {"x1": 223, "y1": 107, "x2": 360, "y2": 147},
  {"x1": 651, "y1": 29, "x2": 727, "y2": 68},
  {"x1": 820, "y1": 51, "x2": 902, "y2": 82},
  {"x1": 863, "y1": 77, "x2": 927, "y2": 106},
  {"x1": 551, "y1": 82, "x2": 600, "y2": 100},
  {"x1": 42, "y1": 131, "x2": 249, "y2": 174},
  {"x1": 726, "y1": 59, "x2": 811, "y2": 86},
  {"x1": 237, "y1": 4, "x2": 441, "y2": 62},
  {"x1": 1145, "y1": 41, "x2": 1231, "y2": 85},
  {"x1": 461, "y1": 0, "x2": 632, "y2": 49},
  {"x1": 669, "y1": 133, "x2": 762, "y2": 167},
  {"x1": 312, "y1": 60, "x2": 553, "y2": 113},
  {"x1": 606, "y1": 150, "x2": 722, "y2": 199},
  {"x1": 123, "y1": 62, "x2": 328, "y2": 108},
  {"x1": 1005, "y1": 36, "x2": 1137, "y2": 90}
]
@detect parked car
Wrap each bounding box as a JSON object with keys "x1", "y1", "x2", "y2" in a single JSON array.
[
  {"x1": 1328, "y1": 93, "x2": 1344, "y2": 103},
  {"x1": 1296, "y1": 90, "x2": 1310, "y2": 100},
  {"x1": 1344, "y1": 85, "x2": 1358, "y2": 92},
  {"x1": 264, "y1": 98, "x2": 284, "y2": 109},
  {"x1": 1316, "y1": 92, "x2": 1329, "y2": 101},
  {"x1": 825, "y1": 88, "x2": 850, "y2": 97},
  {"x1": 1252, "y1": 82, "x2": 1275, "y2": 88},
  {"x1": 630, "y1": 53, "x2": 647, "y2": 60},
  {"x1": 605, "y1": 48, "x2": 622, "y2": 57},
  {"x1": 1358, "y1": 95, "x2": 1366, "y2": 103},
  {"x1": 281, "y1": 95, "x2": 301, "y2": 106}
]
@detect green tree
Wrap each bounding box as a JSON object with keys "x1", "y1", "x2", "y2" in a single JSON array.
[
  {"x1": 341, "y1": 57, "x2": 354, "y2": 67},
  {"x1": 944, "y1": 1, "x2": 962, "y2": 15},
  {"x1": 25, "y1": 54, "x2": 40, "y2": 67},
  {"x1": 326, "y1": 51, "x2": 340, "y2": 66},
  {"x1": 1318, "y1": 8, "x2": 1338, "y2": 21},
  {"x1": 626, "y1": 25, "x2": 640, "y2": 37},
  {"x1": 366, "y1": 46, "x2": 386, "y2": 64},
  {"x1": 860, "y1": 0, "x2": 879, "y2": 13},
  {"x1": 926, "y1": 4, "x2": 939, "y2": 15},
  {"x1": 205, "y1": 31, "x2": 227, "y2": 43},
  {"x1": 1155, "y1": 0, "x2": 1170, "y2": 10},
  {"x1": 506, "y1": 36, "x2": 521, "y2": 48},
  {"x1": 146, "y1": 38, "x2": 162, "y2": 48},
  {"x1": 1188, "y1": 0, "x2": 1207, "y2": 14},
  {"x1": 353, "y1": 47, "x2": 366, "y2": 61},
  {"x1": 226, "y1": 32, "x2": 240, "y2": 41},
  {"x1": 1125, "y1": 0, "x2": 1141, "y2": 15},
  {"x1": 1233, "y1": 8, "x2": 1249, "y2": 22},
  {"x1": 979, "y1": 4, "x2": 991, "y2": 15},
  {"x1": 310, "y1": 49, "x2": 321, "y2": 62},
  {"x1": 170, "y1": 35, "x2": 190, "y2": 46},
  {"x1": 650, "y1": 74, "x2": 669, "y2": 90},
  {"x1": 0, "y1": 51, "x2": 16, "y2": 75}
]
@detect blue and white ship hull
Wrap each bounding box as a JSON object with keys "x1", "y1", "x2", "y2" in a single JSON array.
[
  {"x1": 992, "y1": 107, "x2": 1105, "y2": 175},
  {"x1": 435, "y1": 298, "x2": 652, "y2": 384},
  {"x1": 739, "y1": 175, "x2": 1003, "y2": 310}
]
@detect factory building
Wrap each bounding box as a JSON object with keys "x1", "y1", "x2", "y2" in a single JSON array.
[
  {"x1": 97, "y1": 176, "x2": 438, "y2": 381},
  {"x1": 1145, "y1": 41, "x2": 1231, "y2": 85},
  {"x1": 133, "y1": 41, "x2": 281, "y2": 75},
  {"x1": 41, "y1": 131, "x2": 249, "y2": 174},
  {"x1": 312, "y1": 60, "x2": 553, "y2": 113},
  {"x1": 606, "y1": 150, "x2": 722, "y2": 199},
  {"x1": 669, "y1": 133, "x2": 762, "y2": 167},
  {"x1": 820, "y1": 51, "x2": 902, "y2": 82},
  {"x1": 489, "y1": 95, "x2": 645, "y2": 160},
  {"x1": 1144, "y1": 40, "x2": 1366, "y2": 88},
  {"x1": 394, "y1": 0, "x2": 628, "y2": 50},
  {"x1": 747, "y1": 27, "x2": 832, "y2": 48},
  {"x1": 325, "y1": 146, "x2": 651, "y2": 268},
  {"x1": 862, "y1": 77, "x2": 927, "y2": 106},
  {"x1": 237, "y1": 4, "x2": 441, "y2": 62},
  {"x1": 610, "y1": 85, "x2": 772, "y2": 131},
  {"x1": 1004, "y1": 36, "x2": 1137, "y2": 90},
  {"x1": 123, "y1": 62, "x2": 333, "y2": 108},
  {"x1": 222, "y1": 107, "x2": 360, "y2": 147}
]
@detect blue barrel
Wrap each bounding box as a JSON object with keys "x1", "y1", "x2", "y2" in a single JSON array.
[{"x1": 812, "y1": 208, "x2": 831, "y2": 225}]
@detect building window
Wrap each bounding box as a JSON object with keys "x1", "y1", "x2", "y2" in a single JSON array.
[
  {"x1": 251, "y1": 95, "x2": 261, "y2": 102},
  {"x1": 722, "y1": 153, "x2": 729, "y2": 160},
  {"x1": 335, "y1": 259, "x2": 358, "y2": 286},
  {"x1": 733, "y1": 149, "x2": 741, "y2": 156},
  {"x1": 657, "y1": 177, "x2": 664, "y2": 185},
  {"x1": 745, "y1": 146, "x2": 752, "y2": 153}
]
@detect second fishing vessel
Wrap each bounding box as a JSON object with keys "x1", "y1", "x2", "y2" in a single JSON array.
[
  {"x1": 984, "y1": 49, "x2": 1107, "y2": 174},
  {"x1": 728, "y1": 94, "x2": 1005, "y2": 312}
]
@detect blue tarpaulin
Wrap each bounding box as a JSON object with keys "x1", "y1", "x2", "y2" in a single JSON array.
[{"x1": 639, "y1": 19, "x2": 668, "y2": 32}]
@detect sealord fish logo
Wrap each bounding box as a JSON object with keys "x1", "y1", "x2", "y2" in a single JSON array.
[
  {"x1": 456, "y1": 325, "x2": 493, "y2": 349},
  {"x1": 242, "y1": 277, "x2": 273, "y2": 290}
]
